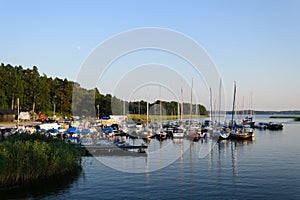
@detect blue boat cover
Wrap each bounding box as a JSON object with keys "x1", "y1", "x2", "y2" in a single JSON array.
[{"x1": 68, "y1": 127, "x2": 78, "y2": 133}]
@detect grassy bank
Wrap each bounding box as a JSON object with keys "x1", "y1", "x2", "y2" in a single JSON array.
[
  {"x1": 270, "y1": 115, "x2": 299, "y2": 118},
  {"x1": 127, "y1": 114, "x2": 208, "y2": 123},
  {"x1": 294, "y1": 117, "x2": 300, "y2": 121},
  {"x1": 0, "y1": 133, "x2": 82, "y2": 188},
  {"x1": 270, "y1": 116, "x2": 300, "y2": 121}
]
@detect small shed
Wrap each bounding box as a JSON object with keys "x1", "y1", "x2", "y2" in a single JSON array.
[
  {"x1": 19, "y1": 111, "x2": 31, "y2": 120},
  {"x1": 0, "y1": 109, "x2": 17, "y2": 122}
]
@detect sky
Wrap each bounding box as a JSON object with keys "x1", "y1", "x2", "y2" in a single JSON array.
[{"x1": 1, "y1": 0, "x2": 300, "y2": 111}]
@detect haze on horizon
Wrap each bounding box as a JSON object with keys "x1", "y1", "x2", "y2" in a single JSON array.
[{"x1": 1, "y1": 0, "x2": 299, "y2": 111}]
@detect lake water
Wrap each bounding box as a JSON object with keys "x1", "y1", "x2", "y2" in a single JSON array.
[{"x1": 2, "y1": 116, "x2": 300, "y2": 199}]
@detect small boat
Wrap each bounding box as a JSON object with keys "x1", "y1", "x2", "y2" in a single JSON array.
[
  {"x1": 212, "y1": 127, "x2": 230, "y2": 140},
  {"x1": 65, "y1": 136, "x2": 80, "y2": 143},
  {"x1": 230, "y1": 125, "x2": 255, "y2": 140},
  {"x1": 156, "y1": 131, "x2": 167, "y2": 140},
  {"x1": 172, "y1": 127, "x2": 185, "y2": 138},
  {"x1": 197, "y1": 129, "x2": 207, "y2": 138},
  {"x1": 267, "y1": 122, "x2": 283, "y2": 130},
  {"x1": 218, "y1": 127, "x2": 231, "y2": 139},
  {"x1": 255, "y1": 122, "x2": 267, "y2": 129},
  {"x1": 242, "y1": 116, "x2": 255, "y2": 128},
  {"x1": 186, "y1": 128, "x2": 205, "y2": 141}
]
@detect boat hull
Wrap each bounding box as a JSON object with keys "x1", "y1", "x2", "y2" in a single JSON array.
[{"x1": 230, "y1": 131, "x2": 255, "y2": 140}]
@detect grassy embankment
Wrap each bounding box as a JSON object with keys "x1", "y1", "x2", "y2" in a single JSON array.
[
  {"x1": 0, "y1": 133, "x2": 82, "y2": 189},
  {"x1": 128, "y1": 114, "x2": 208, "y2": 123},
  {"x1": 270, "y1": 116, "x2": 300, "y2": 121}
]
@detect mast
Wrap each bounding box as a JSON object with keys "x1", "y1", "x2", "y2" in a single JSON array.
[
  {"x1": 146, "y1": 100, "x2": 149, "y2": 127},
  {"x1": 177, "y1": 101, "x2": 180, "y2": 121},
  {"x1": 231, "y1": 82, "x2": 237, "y2": 130},
  {"x1": 17, "y1": 98, "x2": 19, "y2": 128},
  {"x1": 214, "y1": 99, "x2": 217, "y2": 126},
  {"x1": 250, "y1": 92, "x2": 253, "y2": 117},
  {"x1": 242, "y1": 96, "x2": 245, "y2": 120},
  {"x1": 123, "y1": 100, "x2": 125, "y2": 117},
  {"x1": 160, "y1": 86, "x2": 162, "y2": 123},
  {"x1": 209, "y1": 87, "x2": 213, "y2": 123},
  {"x1": 189, "y1": 78, "x2": 193, "y2": 127},
  {"x1": 218, "y1": 78, "x2": 222, "y2": 125},
  {"x1": 181, "y1": 87, "x2": 184, "y2": 127}
]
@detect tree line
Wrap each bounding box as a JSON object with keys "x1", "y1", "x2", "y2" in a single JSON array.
[{"x1": 0, "y1": 63, "x2": 207, "y2": 118}]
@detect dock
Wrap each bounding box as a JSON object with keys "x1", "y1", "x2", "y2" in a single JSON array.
[{"x1": 81, "y1": 144, "x2": 148, "y2": 157}]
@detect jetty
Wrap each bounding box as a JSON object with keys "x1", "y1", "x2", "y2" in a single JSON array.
[{"x1": 81, "y1": 143, "x2": 148, "y2": 156}]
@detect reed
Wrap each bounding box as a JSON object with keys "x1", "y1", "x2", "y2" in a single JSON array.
[
  {"x1": 0, "y1": 133, "x2": 82, "y2": 188},
  {"x1": 294, "y1": 117, "x2": 300, "y2": 121},
  {"x1": 127, "y1": 114, "x2": 207, "y2": 123}
]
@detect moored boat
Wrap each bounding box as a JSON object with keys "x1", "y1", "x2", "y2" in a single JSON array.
[
  {"x1": 172, "y1": 127, "x2": 185, "y2": 138},
  {"x1": 230, "y1": 125, "x2": 255, "y2": 140},
  {"x1": 267, "y1": 122, "x2": 283, "y2": 130},
  {"x1": 255, "y1": 122, "x2": 268, "y2": 129},
  {"x1": 229, "y1": 82, "x2": 255, "y2": 140},
  {"x1": 242, "y1": 116, "x2": 255, "y2": 128}
]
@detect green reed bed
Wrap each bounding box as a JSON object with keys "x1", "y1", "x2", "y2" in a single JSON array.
[
  {"x1": 270, "y1": 116, "x2": 300, "y2": 121},
  {"x1": 0, "y1": 133, "x2": 82, "y2": 188},
  {"x1": 294, "y1": 117, "x2": 300, "y2": 121}
]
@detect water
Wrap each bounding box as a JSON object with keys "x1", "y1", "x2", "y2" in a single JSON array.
[{"x1": 2, "y1": 116, "x2": 300, "y2": 199}]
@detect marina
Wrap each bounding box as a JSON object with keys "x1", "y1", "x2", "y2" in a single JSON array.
[
  {"x1": 1, "y1": 116, "x2": 300, "y2": 199},
  {"x1": 1, "y1": 115, "x2": 299, "y2": 199},
  {"x1": 1, "y1": 1, "x2": 299, "y2": 199}
]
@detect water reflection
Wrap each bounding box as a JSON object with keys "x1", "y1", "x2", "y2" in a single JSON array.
[
  {"x1": 230, "y1": 139, "x2": 255, "y2": 182},
  {"x1": 205, "y1": 137, "x2": 255, "y2": 185},
  {"x1": 0, "y1": 168, "x2": 82, "y2": 199}
]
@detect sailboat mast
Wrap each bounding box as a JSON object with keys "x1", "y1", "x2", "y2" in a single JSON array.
[
  {"x1": 231, "y1": 82, "x2": 237, "y2": 130},
  {"x1": 218, "y1": 78, "x2": 222, "y2": 124},
  {"x1": 177, "y1": 101, "x2": 180, "y2": 120},
  {"x1": 160, "y1": 86, "x2": 162, "y2": 122},
  {"x1": 250, "y1": 92, "x2": 253, "y2": 117},
  {"x1": 209, "y1": 87, "x2": 213, "y2": 124},
  {"x1": 189, "y1": 78, "x2": 193, "y2": 127},
  {"x1": 181, "y1": 87, "x2": 184, "y2": 127},
  {"x1": 146, "y1": 100, "x2": 149, "y2": 126}
]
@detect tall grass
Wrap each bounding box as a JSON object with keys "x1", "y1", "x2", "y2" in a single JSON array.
[
  {"x1": 0, "y1": 133, "x2": 82, "y2": 188},
  {"x1": 127, "y1": 114, "x2": 207, "y2": 123},
  {"x1": 294, "y1": 117, "x2": 300, "y2": 121}
]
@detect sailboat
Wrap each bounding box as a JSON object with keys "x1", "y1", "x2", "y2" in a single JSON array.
[
  {"x1": 241, "y1": 92, "x2": 255, "y2": 128},
  {"x1": 230, "y1": 82, "x2": 255, "y2": 140},
  {"x1": 155, "y1": 87, "x2": 168, "y2": 140},
  {"x1": 186, "y1": 79, "x2": 206, "y2": 141},
  {"x1": 210, "y1": 80, "x2": 230, "y2": 140},
  {"x1": 172, "y1": 88, "x2": 185, "y2": 138}
]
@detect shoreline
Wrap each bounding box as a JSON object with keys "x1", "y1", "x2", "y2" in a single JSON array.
[
  {"x1": 269, "y1": 115, "x2": 300, "y2": 119},
  {"x1": 0, "y1": 121, "x2": 41, "y2": 129}
]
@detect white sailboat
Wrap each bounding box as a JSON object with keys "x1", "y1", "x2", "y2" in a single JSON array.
[
  {"x1": 173, "y1": 88, "x2": 185, "y2": 138},
  {"x1": 211, "y1": 79, "x2": 230, "y2": 140},
  {"x1": 230, "y1": 82, "x2": 255, "y2": 140}
]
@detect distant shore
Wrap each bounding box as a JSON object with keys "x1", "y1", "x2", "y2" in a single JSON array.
[
  {"x1": 269, "y1": 115, "x2": 300, "y2": 118},
  {"x1": 270, "y1": 116, "x2": 300, "y2": 121}
]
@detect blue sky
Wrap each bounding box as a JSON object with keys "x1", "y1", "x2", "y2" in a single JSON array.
[{"x1": 1, "y1": 0, "x2": 299, "y2": 111}]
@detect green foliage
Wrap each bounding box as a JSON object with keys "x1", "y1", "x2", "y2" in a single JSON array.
[
  {"x1": 0, "y1": 133, "x2": 82, "y2": 187},
  {"x1": 0, "y1": 63, "x2": 207, "y2": 118},
  {"x1": 0, "y1": 63, "x2": 74, "y2": 115}
]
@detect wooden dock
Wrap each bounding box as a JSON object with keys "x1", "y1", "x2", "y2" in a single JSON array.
[{"x1": 81, "y1": 144, "x2": 148, "y2": 157}]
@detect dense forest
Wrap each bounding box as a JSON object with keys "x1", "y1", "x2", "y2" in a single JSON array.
[{"x1": 0, "y1": 63, "x2": 207, "y2": 118}]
